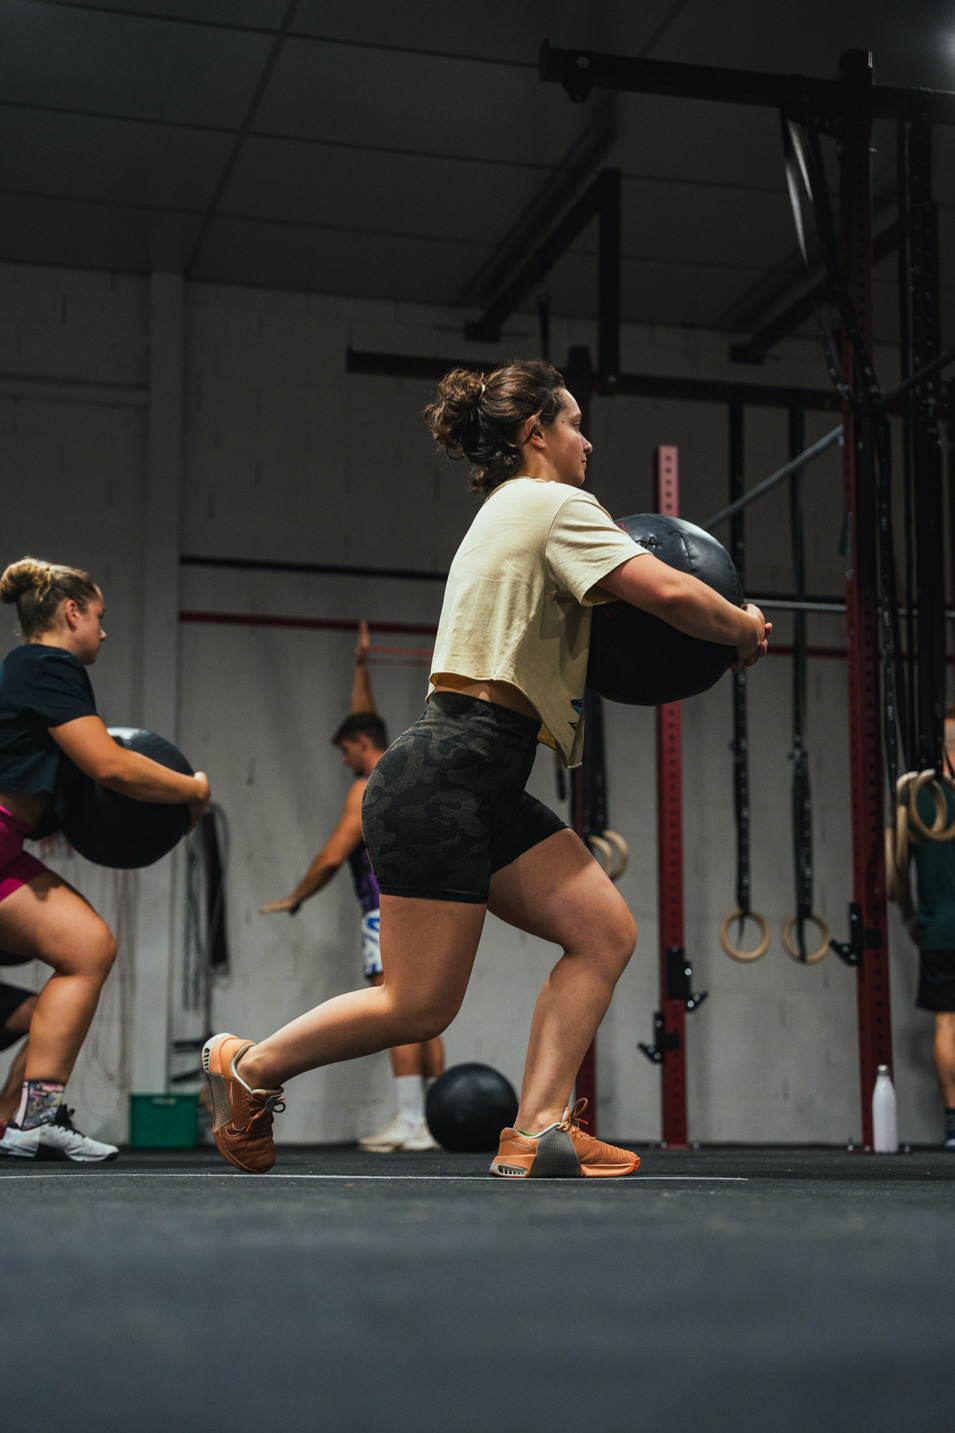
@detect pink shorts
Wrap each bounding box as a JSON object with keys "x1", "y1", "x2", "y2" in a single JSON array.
[{"x1": 0, "y1": 805, "x2": 48, "y2": 904}]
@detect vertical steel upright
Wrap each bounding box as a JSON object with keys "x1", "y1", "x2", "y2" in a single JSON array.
[
  {"x1": 655, "y1": 445, "x2": 689, "y2": 1147},
  {"x1": 839, "y1": 49, "x2": 894, "y2": 1145},
  {"x1": 566, "y1": 345, "x2": 599, "y2": 1130}
]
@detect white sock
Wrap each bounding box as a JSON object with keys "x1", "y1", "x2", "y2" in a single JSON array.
[
  {"x1": 423, "y1": 1076, "x2": 437, "y2": 1094},
  {"x1": 395, "y1": 1075, "x2": 425, "y2": 1125}
]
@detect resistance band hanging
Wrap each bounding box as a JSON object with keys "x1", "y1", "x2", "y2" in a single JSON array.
[
  {"x1": 577, "y1": 688, "x2": 628, "y2": 882},
  {"x1": 782, "y1": 403, "x2": 829, "y2": 963},
  {"x1": 720, "y1": 396, "x2": 769, "y2": 961}
]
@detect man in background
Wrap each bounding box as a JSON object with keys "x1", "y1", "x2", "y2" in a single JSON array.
[{"x1": 261, "y1": 623, "x2": 444, "y2": 1151}]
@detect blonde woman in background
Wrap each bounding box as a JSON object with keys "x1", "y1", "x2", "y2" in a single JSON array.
[{"x1": 0, "y1": 558, "x2": 210, "y2": 1162}]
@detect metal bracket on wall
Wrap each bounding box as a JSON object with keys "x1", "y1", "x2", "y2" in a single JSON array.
[
  {"x1": 829, "y1": 901, "x2": 882, "y2": 968},
  {"x1": 638, "y1": 1012, "x2": 680, "y2": 1066},
  {"x1": 666, "y1": 945, "x2": 708, "y2": 1011}
]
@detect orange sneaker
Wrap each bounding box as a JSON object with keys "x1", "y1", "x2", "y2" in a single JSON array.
[
  {"x1": 489, "y1": 1099, "x2": 640, "y2": 1179},
  {"x1": 202, "y1": 1033, "x2": 285, "y2": 1174}
]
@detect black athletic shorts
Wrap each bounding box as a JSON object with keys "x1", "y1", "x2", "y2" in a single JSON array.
[
  {"x1": 0, "y1": 981, "x2": 34, "y2": 1050},
  {"x1": 916, "y1": 947, "x2": 955, "y2": 1012},
  {"x1": 362, "y1": 690, "x2": 567, "y2": 904}
]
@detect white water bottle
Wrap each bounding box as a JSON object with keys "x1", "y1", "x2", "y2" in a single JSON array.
[{"x1": 872, "y1": 1064, "x2": 898, "y2": 1153}]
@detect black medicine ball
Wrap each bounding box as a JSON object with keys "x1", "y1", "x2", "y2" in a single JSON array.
[
  {"x1": 425, "y1": 1062, "x2": 519, "y2": 1153},
  {"x1": 61, "y1": 728, "x2": 193, "y2": 869},
  {"x1": 587, "y1": 513, "x2": 743, "y2": 706}
]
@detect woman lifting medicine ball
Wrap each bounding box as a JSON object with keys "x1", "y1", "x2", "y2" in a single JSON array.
[
  {"x1": 0, "y1": 558, "x2": 210, "y2": 1162},
  {"x1": 203, "y1": 359, "x2": 769, "y2": 1180}
]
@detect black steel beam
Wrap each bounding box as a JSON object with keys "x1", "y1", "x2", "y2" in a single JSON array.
[
  {"x1": 596, "y1": 168, "x2": 621, "y2": 391},
  {"x1": 539, "y1": 41, "x2": 955, "y2": 124},
  {"x1": 464, "y1": 168, "x2": 620, "y2": 345},
  {"x1": 346, "y1": 347, "x2": 843, "y2": 410}
]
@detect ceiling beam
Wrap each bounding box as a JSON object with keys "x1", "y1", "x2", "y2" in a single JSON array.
[
  {"x1": 457, "y1": 95, "x2": 617, "y2": 308},
  {"x1": 731, "y1": 220, "x2": 900, "y2": 364}
]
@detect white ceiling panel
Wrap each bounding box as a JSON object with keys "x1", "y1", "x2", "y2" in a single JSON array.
[
  {"x1": 0, "y1": 109, "x2": 231, "y2": 208},
  {"x1": 253, "y1": 37, "x2": 585, "y2": 163},
  {"x1": 0, "y1": 0, "x2": 951, "y2": 344},
  {"x1": 218, "y1": 138, "x2": 551, "y2": 244},
  {"x1": 0, "y1": 0, "x2": 272, "y2": 125}
]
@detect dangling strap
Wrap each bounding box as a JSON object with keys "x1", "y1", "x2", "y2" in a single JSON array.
[{"x1": 721, "y1": 397, "x2": 768, "y2": 962}]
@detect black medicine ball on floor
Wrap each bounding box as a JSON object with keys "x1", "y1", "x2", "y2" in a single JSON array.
[
  {"x1": 61, "y1": 728, "x2": 193, "y2": 869},
  {"x1": 587, "y1": 513, "x2": 743, "y2": 706},
  {"x1": 425, "y1": 1062, "x2": 519, "y2": 1153}
]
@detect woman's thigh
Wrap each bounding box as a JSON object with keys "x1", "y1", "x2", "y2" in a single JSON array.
[
  {"x1": 0, "y1": 872, "x2": 114, "y2": 972},
  {"x1": 488, "y1": 828, "x2": 636, "y2": 959},
  {"x1": 376, "y1": 893, "x2": 487, "y2": 1024}
]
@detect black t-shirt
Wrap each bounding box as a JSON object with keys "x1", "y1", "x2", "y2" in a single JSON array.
[{"x1": 0, "y1": 644, "x2": 97, "y2": 807}]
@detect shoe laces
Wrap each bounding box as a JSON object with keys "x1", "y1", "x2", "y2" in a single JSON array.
[
  {"x1": 559, "y1": 1098, "x2": 589, "y2": 1134},
  {"x1": 53, "y1": 1104, "x2": 82, "y2": 1134},
  {"x1": 249, "y1": 1092, "x2": 285, "y2": 1125}
]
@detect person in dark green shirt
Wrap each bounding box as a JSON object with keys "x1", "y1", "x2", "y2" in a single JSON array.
[{"x1": 909, "y1": 749, "x2": 955, "y2": 1152}]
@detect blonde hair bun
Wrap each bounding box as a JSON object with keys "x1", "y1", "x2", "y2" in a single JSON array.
[{"x1": 0, "y1": 557, "x2": 53, "y2": 606}]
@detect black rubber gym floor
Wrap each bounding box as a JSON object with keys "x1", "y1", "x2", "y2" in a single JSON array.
[{"x1": 2, "y1": 1145, "x2": 953, "y2": 1433}]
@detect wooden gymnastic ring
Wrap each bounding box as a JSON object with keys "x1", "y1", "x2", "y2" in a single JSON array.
[
  {"x1": 894, "y1": 802, "x2": 909, "y2": 877},
  {"x1": 781, "y1": 914, "x2": 829, "y2": 964},
  {"x1": 601, "y1": 829, "x2": 629, "y2": 882},
  {"x1": 587, "y1": 834, "x2": 615, "y2": 876},
  {"x1": 908, "y1": 769, "x2": 955, "y2": 842},
  {"x1": 885, "y1": 827, "x2": 901, "y2": 905},
  {"x1": 719, "y1": 910, "x2": 770, "y2": 962}
]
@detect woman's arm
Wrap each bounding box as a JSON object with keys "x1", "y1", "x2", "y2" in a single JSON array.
[
  {"x1": 599, "y1": 554, "x2": 769, "y2": 669},
  {"x1": 50, "y1": 715, "x2": 210, "y2": 825},
  {"x1": 350, "y1": 620, "x2": 376, "y2": 714}
]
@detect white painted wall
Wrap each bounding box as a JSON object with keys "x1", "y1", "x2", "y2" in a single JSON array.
[{"x1": 0, "y1": 260, "x2": 943, "y2": 1147}]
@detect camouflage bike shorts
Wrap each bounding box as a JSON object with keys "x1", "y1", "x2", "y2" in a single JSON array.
[{"x1": 361, "y1": 690, "x2": 566, "y2": 904}]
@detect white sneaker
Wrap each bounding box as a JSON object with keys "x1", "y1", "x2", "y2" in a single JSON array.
[
  {"x1": 0, "y1": 1106, "x2": 119, "y2": 1163},
  {"x1": 358, "y1": 1113, "x2": 438, "y2": 1152},
  {"x1": 402, "y1": 1125, "x2": 439, "y2": 1152}
]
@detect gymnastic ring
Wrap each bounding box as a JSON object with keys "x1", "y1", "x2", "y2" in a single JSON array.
[
  {"x1": 908, "y1": 769, "x2": 955, "y2": 843},
  {"x1": 885, "y1": 827, "x2": 900, "y2": 905},
  {"x1": 719, "y1": 910, "x2": 770, "y2": 962},
  {"x1": 781, "y1": 914, "x2": 830, "y2": 964},
  {"x1": 894, "y1": 802, "x2": 910, "y2": 877},
  {"x1": 587, "y1": 834, "x2": 615, "y2": 876},
  {"x1": 601, "y1": 829, "x2": 629, "y2": 882}
]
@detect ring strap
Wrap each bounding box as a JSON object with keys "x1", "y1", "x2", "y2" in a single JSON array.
[{"x1": 781, "y1": 914, "x2": 829, "y2": 964}]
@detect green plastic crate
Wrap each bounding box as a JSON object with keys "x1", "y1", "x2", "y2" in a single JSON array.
[{"x1": 129, "y1": 1093, "x2": 199, "y2": 1149}]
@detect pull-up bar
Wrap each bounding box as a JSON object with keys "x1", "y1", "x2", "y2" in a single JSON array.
[{"x1": 703, "y1": 338, "x2": 955, "y2": 531}]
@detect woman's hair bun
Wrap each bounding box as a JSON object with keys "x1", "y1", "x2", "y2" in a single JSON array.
[
  {"x1": 0, "y1": 557, "x2": 52, "y2": 606},
  {"x1": 423, "y1": 358, "x2": 565, "y2": 496},
  {"x1": 423, "y1": 368, "x2": 487, "y2": 460}
]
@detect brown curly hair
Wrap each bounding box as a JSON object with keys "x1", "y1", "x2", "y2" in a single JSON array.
[
  {"x1": 1, "y1": 557, "x2": 99, "y2": 639},
  {"x1": 423, "y1": 360, "x2": 566, "y2": 495}
]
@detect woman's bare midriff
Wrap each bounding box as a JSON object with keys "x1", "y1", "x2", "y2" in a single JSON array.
[
  {"x1": 431, "y1": 675, "x2": 540, "y2": 722},
  {"x1": 0, "y1": 789, "x2": 50, "y2": 832}
]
